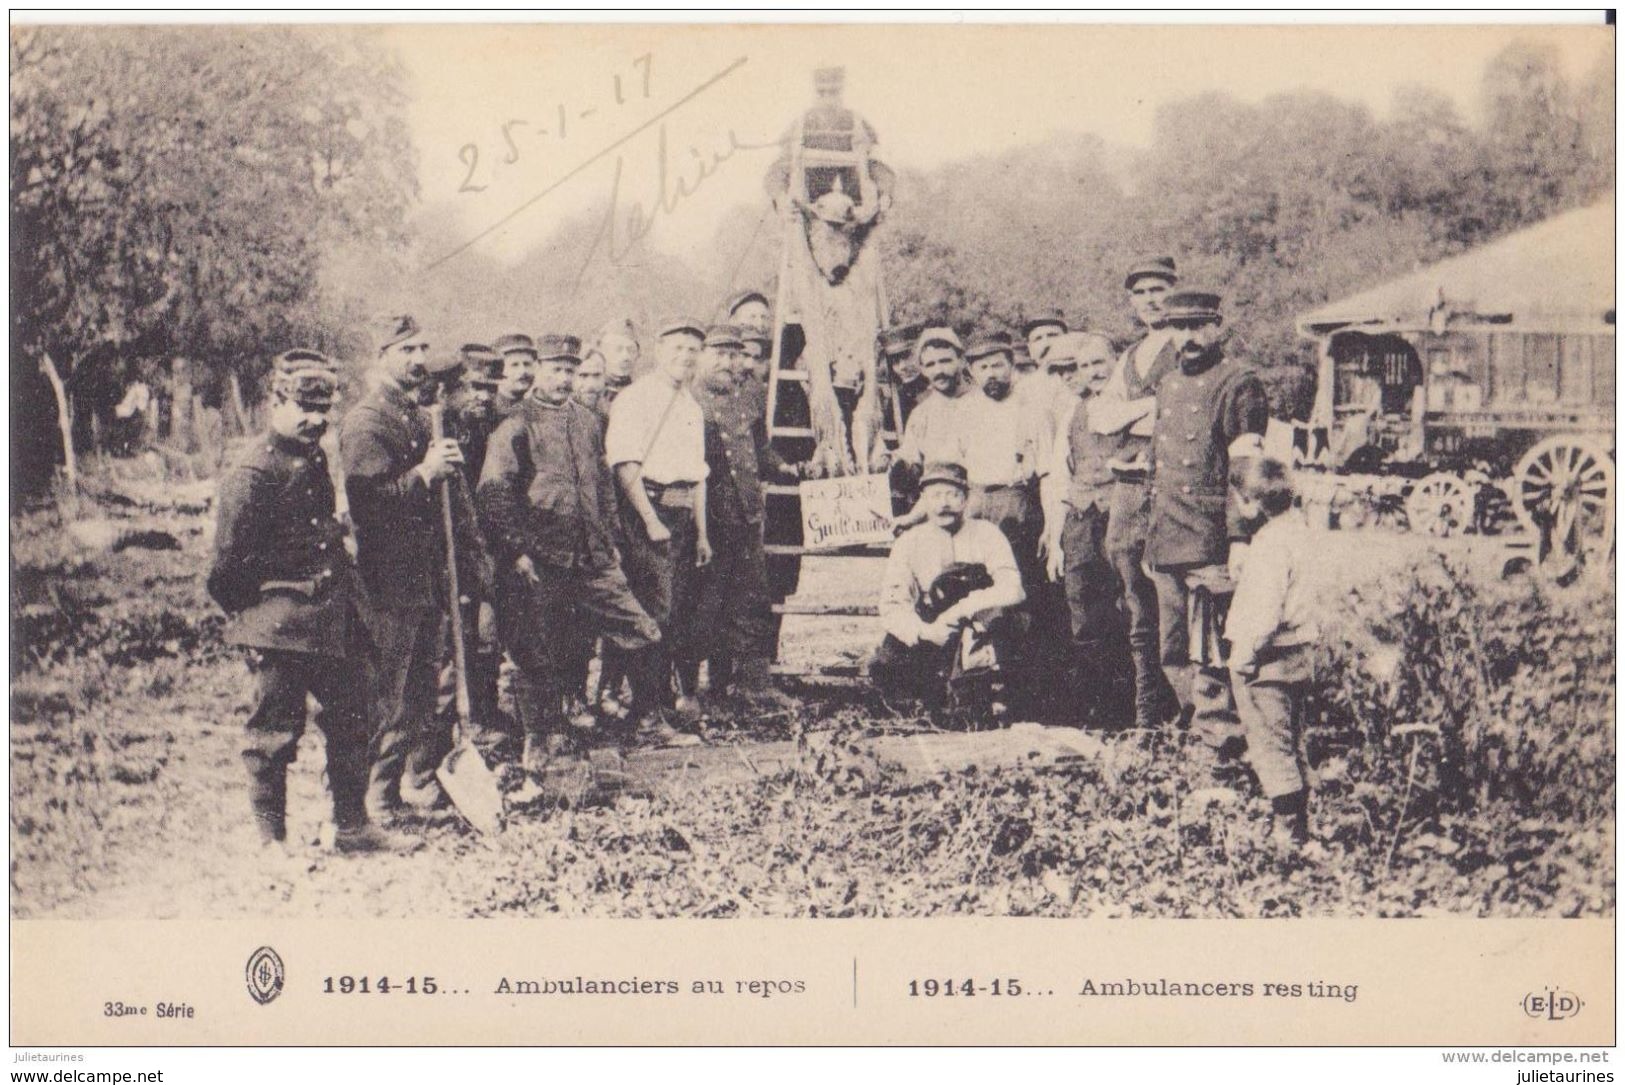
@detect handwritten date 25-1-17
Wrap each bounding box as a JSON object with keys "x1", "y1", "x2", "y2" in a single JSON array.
[
  {"x1": 323, "y1": 976, "x2": 438, "y2": 994},
  {"x1": 908, "y1": 978, "x2": 1023, "y2": 997}
]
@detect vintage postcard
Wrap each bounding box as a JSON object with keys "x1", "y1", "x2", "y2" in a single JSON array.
[{"x1": 8, "y1": 15, "x2": 1615, "y2": 1049}]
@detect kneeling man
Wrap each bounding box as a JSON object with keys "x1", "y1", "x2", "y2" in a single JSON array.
[{"x1": 870, "y1": 461, "x2": 1025, "y2": 709}]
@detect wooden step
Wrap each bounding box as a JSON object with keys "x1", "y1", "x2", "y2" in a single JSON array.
[{"x1": 772, "y1": 601, "x2": 880, "y2": 617}]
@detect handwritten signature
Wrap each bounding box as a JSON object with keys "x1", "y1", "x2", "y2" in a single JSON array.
[
  {"x1": 426, "y1": 55, "x2": 750, "y2": 273},
  {"x1": 573, "y1": 123, "x2": 778, "y2": 289}
]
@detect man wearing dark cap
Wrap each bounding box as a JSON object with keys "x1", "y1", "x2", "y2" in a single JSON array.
[
  {"x1": 478, "y1": 334, "x2": 670, "y2": 766},
  {"x1": 890, "y1": 326, "x2": 968, "y2": 516},
  {"x1": 492, "y1": 333, "x2": 538, "y2": 418},
  {"x1": 690, "y1": 324, "x2": 795, "y2": 704},
  {"x1": 434, "y1": 344, "x2": 508, "y2": 761},
  {"x1": 591, "y1": 318, "x2": 640, "y2": 409},
  {"x1": 870, "y1": 460, "x2": 1025, "y2": 710},
  {"x1": 605, "y1": 318, "x2": 713, "y2": 726},
  {"x1": 340, "y1": 315, "x2": 470, "y2": 823},
  {"x1": 1145, "y1": 289, "x2": 1269, "y2": 764},
  {"x1": 1092, "y1": 255, "x2": 1184, "y2": 731},
  {"x1": 724, "y1": 289, "x2": 772, "y2": 336},
  {"x1": 209, "y1": 351, "x2": 408, "y2": 858},
  {"x1": 877, "y1": 323, "x2": 922, "y2": 426}
]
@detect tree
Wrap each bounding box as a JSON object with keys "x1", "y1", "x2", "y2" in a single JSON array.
[{"x1": 10, "y1": 26, "x2": 418, "y2": 495}]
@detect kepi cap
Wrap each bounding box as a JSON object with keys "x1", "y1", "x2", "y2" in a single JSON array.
[
  {"x1": 878, "y1": 323, "x2": 920, "y2": 356},
  {"x1": 375, "y1": 314, "x2": 421, "y2": 353},
  {"x1": 272, "y1": 349, "x2": 340, "y2": 407},
  {"x1": 1158, "y1": 288, "x2": 1224, "y2": 325},
  {"x1": 918, "y1": 460, "x2": 969, "y2": 493},
  {"x1": 493, "y1": 333, "x2": 538, "y2": 359},
  {"x1": 915, "y1": 326, "x2": 963, "y2": 354},
  {"x1": 704, "y1": 324, "x2": 745, "y2": 350},
  {"x1": 965, "y1": 330, "x2": 1014, "y2": 364},
  {"x1": 1020, "y1": 308, "x2": 1068, "y2": 338},
  {"x1": 536, "y1": 333, "x2": 582, "y2": 365},
  {"x1": 658, "y1": 316, "x2": 706, "y2": 341},
  {"x1": 1124, "y1": 255, "x2": 1179, "y2": 290}
]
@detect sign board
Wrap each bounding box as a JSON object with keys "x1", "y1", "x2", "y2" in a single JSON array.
[{"x1": 799, "y1": 472, "x2": 893, "y2": 550}]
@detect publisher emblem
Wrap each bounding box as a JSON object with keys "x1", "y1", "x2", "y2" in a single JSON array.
[
  {"x1": 1522, "y1": 988, "x2": 1583, "y2": 1021},
  {"x1": 246, "y1": 946, "x2": 285, "y2": 1006}
]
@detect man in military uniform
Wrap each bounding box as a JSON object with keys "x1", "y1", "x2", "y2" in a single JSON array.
[
  {"x1": 435, "y1": 346, "x2": 509, "y2": 760},
  {"x1": 1093, "y1": 255, "x2": 1184, "y2": 730},
  {"x1": 208, "y1": 351, "x2": 406, "y2": 857},
  {"x1": 339, "y1": 315, "x2": 468, "y2": 823},
  {"x1": 593, "y1": 318, "x2": 641, "y2": 409},
  {"x1": 477, "y1": 334, "x2": 670, "y2": 763},
  {"x1": 1144, "y1": 289, "x2": 1269, "y2": 759},
  {"x1": 690, "y1": 325, "x2": 794, "y2": 703},
  {"x1": 878, "y1": 323, "x2": 923, "y2": 426},
  {"x1": 574, "y1": 345, "x2": 611, "y2": 424},
  {"x1": 492, "y1": 333, "x2": 538, "y2": 418},
  {"x1": 606, "y1": 318, "x2": 714, "y2": 724}
]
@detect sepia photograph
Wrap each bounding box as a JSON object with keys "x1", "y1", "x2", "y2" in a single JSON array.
[{"x1": 9, "y1": 13, "x2": 1614, "y2": 954}]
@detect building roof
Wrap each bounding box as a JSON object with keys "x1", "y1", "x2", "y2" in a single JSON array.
[{"x1": 1297, "y1": 199, "x2": 1616, "y2": 337}]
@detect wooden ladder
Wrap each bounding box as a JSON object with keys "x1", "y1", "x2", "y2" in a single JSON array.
[{"x1": 760, "y1": 120, "x2": 903, "y2": 676}]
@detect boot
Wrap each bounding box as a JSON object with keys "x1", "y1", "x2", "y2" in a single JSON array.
[
  {"x1": 1131, "y1": 644, "x2": 1178, "y2": 730},
  {"x1": 248, "y1": 772, "x2": 288, "y2": 845},
  {"x1": 731, "y1": 657, "x2": 795, "y2": 709},
  {"x1": 673, "y1": 658, "x2": 703, "y2": 720},
  {"x1": 1269, "y1": 790, "x2": 1310, "y2": 850},
  {"x1": 328, "y1": 821, "x2": 422, "y2": 855}
]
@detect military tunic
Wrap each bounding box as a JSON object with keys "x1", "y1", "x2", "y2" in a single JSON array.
[
  {"x1": 338, "y1": 382, "x2": 451, "y2": 804},
  {"x1": 691, "y1": 383, "x2": 783, "y2": 668},
  {"x1": 478, "y1": 397, "x2": 661, "y2": 734},
  {"x1": 208, "y1": 431, "x2": 369, "y2": 837},
  {"x1": 1144, "y1": 347, "x2": 1268, "y2": 750},
  {"x1": 1144, "y1": 352, "x2": 1269, "y2": 570}
]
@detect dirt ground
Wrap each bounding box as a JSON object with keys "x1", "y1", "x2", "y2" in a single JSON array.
[{"x1": 9, "y1": 482, "x2": 1616, "y2": 920}]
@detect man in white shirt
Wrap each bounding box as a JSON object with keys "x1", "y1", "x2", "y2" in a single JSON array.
[
  {"x1": 605, "y1": 317, "x2": 714, "y2": 720},
  {"x1": 888, "y1": 327, "x2": 966, "y2": 514},
  {"x1": 870, "y1": 461, "x2": 1025, "y2": 710}
]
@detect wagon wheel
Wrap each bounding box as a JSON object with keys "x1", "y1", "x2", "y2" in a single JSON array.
[
  {"x1": 1511, "y1": 436, "x2": 1615, "y2": 579},
  {"x1": 1405, "y1": 472, "x2": 1470, "y2": 537}
]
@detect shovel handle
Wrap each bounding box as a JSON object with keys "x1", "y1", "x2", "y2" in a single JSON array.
[{"x1": 430, "y1": 405, "x2": 474, "y2": 734}]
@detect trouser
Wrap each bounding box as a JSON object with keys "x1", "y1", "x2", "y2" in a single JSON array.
[
  {"x1": 436, "y1": 597, "x2": 510, "y2": 759},
  {"x1": 1150, "y1": 564, "x2": 1243, "y2": 750},
  {"x1": 1061, "y1": 505, "x2": 1134, "y2": 724},
  {"x1": 693, "y1": 517, "x2": 777, "y2": 685},
  {"x1": 242, "y1": 646, "x2": 370, "y2": 841},
  {"x1": 868, "y1": 620, "x2": 1011, "y2": 709},
  {"x1": 361, "y1": 602, "x2": 447, "y2": 802},
  {"x1": 494, "y1": 560, "x2": 663, "y2": 736},
  {"x1": 620, "y1": 491, "x2": 701, "y2": 700},
  {"x1": 966, "y1": 482, "x2": 1043, "y2": 709},
  {"x1": 1105, "y1": 482, "x2": 1176, "y2": 724},
  {"x1": 1231, "y1": 674, "x2": 1308, "y2": 798}
]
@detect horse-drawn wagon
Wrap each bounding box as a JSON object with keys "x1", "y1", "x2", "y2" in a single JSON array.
[{"x1": 1296, "y1": 200, "x2": 1615, "y2": 575}]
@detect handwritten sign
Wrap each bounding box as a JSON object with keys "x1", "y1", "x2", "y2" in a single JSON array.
[{"x1": 799, "y1": 473, "x2": 893, "y2": 551}]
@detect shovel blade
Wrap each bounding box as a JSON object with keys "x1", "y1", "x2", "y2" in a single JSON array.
[{"x1": 436, "y1": 740, "x2": 505, "y2": 835}]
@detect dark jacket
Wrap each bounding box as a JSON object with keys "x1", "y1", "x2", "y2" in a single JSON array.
[
  {"x1": 1145, "y1": 350, "x2": 1269, "y2": 570},
  {"x1": 208, "y1": 431, "x2": 358, "y2": 657},
  {"x1": 338, "y1": 382, "x2": 444, "y2": 609},
  {"x1": 477, "y1": 397, "x2": 623, "y2": 571}
]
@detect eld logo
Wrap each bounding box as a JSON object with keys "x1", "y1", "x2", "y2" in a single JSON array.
[
  {"x1": 246, "y1": 946, "x2": 286, "y2": 1006},
  {"x1": 1522, "y1": 988, "x2": 1583, "y2": 1021}
]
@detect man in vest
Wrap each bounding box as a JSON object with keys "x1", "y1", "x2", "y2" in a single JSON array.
[
  {"x1": 1144, "y1": 288, "x2": 1270, "y2": 762},
  {"x1": 1040, "y1": 332, "x2": 1137, "y2": 726},
  {"x1": 1092, "y1": 255, "x2": 1185, "y2": 730}
]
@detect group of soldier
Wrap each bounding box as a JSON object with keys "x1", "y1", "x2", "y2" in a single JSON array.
[{"x1": 211, "y1": 251, "x2": 1319, "y2": 860}]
